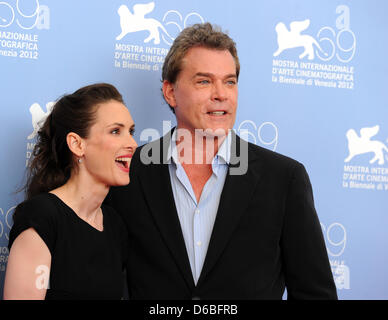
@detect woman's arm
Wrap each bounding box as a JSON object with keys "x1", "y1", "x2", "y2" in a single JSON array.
[{"x1": 3, "y1": 228, "x2": 51, "y2": 300}]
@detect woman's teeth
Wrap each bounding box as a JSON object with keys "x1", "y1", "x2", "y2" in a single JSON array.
[{"x1": 115, "y1": 157, "x2": 130, "y2": 168}]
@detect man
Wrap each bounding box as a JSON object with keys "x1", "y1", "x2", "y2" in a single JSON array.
[{"x1": 106, "y1": 23, "x2": 337, "y2": 300}]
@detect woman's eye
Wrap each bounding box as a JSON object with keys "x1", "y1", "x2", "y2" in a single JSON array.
[
  {"x1": 111, "y1": 128, "x2": 120, "y2": 134},
  {"x1": 130, "y1": 128, "x2": 135, "y2": 136}
]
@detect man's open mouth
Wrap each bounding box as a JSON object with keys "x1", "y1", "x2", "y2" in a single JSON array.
[{"x1": 207, "y1": 111, "x2": 226, "y2": 115}]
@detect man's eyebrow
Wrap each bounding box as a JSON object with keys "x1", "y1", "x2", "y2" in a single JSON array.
[{"x1": 194, "y1": 72, "x2": 237, "y2": 78}]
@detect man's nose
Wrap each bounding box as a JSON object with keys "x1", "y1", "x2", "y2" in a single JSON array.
[{"x1": 212, "y1": 81, "x2": 227, "y2": 101}]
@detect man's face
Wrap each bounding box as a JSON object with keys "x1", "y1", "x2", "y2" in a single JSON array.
[{"x1": 163, "y1": 46, "x2": 238, "y2": 137}]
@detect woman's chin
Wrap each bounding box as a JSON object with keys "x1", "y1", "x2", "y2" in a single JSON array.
[{"x1": 111, "y1": 176, "x2": 130, "y2": 187}]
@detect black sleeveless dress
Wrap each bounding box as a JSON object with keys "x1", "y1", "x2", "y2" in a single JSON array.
[{"x1": 8, "y1": 193, "x2": 128, "y2": 300}]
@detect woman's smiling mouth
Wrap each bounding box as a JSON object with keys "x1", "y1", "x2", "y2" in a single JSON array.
[{"x1": 115, "y1": 155, "x2": 132, "y2": 172}]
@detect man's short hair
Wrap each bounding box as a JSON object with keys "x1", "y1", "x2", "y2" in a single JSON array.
[{"x1": 162, "y1": 22, "x2": 240, "y2": 112}]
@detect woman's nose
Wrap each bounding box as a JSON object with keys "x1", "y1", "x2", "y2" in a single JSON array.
[
  {"x1": 129, "y1": 134, "x2": 138, "y2": 150},
  {"x1": 125, "y1": 133, "x2": 137, "y2": 151}
]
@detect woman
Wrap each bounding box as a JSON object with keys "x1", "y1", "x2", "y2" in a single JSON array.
[{"x1": 3, "y1": 83, "x2": 137, "y2": 299}]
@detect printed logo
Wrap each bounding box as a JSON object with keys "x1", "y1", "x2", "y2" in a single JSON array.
[
  {"x1": 116, "y1": 2, "x2": 172, "y2": 45},
  {"x1": 342, "y1": 126, "x2": 388, "y2": 191},
  {"x1": 0, "y1": 205, "x2": 13, "y2": 271},
  {"x1": 237, "y1": 120, "x2": 278, "y2": 151},
  {"x1": 0, "y1": 246, "x2": 8, "y2": 272},
  {"x1": 35, "y1": 265, "x2": 50, "y2": 289},
  {"x1": 0, "y1": 206, "x2": 13, "y2": 242},
  {"x1": 27, "y1": 101, "x2": 54, "y2": 140},
  {"x1": 138, "y1": 120, "x2": 250, "y2": 175},
  {"x1": 345, "y1": 125, "x2": 388, "y2": 165},
  {"x1": 332, "y1": 264, "x2": 350, "y2": 290},
  {"x1": 26, "y1": 101, "x2": 54, "y2": 167},
  {"x1": 271, "y1": 5, "x2": 355, "y2": 90},
  {"x1": 113, "y1": 1, "x2": 204, "y2": 72},
  {"x1": 274, "y1": 19, "x2": 327, "y2": 61},
  {"x1": 0, "y1": 0, "x2": 50, "y2": 60},
  {"x1": 321, "y1": 222, "x2": 350, "y2": 290}
]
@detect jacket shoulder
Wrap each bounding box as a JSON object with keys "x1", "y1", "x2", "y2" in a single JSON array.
[{"x1": 247, "y1": 141, "x2": 301, "y2": 171}]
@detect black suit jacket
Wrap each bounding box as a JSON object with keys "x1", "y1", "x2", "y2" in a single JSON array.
[{"x1": 106, "y1": 130, "x2": 337, "y2": 300}]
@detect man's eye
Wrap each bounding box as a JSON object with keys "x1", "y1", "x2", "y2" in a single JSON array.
[
  {"x1": 227, "y1": 79, "x2": 237, "y2": 85},
  {"x1": 198, "y1": 79, "x2": 210, "y2": 84}
]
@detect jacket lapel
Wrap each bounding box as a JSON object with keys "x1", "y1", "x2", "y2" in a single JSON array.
[
  {"x1": 197, "y1": 134, "x2": 262, "y2": 287},
  {"x1": 137, "y1": 132, "x2": 195, "y2": 290}
]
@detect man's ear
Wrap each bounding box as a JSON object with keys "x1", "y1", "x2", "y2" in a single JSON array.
[
  {"x1": 66, "y1": 132, "x2": 85, "y2": 158},
  {"x1": 162, "y1": 80, "x2": 177, "y2": 108}
]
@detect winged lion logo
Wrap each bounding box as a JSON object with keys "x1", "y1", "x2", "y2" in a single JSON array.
[
  {"x1": 116, "y1": 2, "x2": 173, "y2": 45},
  {"x1": 344, "y1": 125, "x2": 388, "y2": 165},
  {"x1": 27, "y1": 102, "x2": 54, "y2": 140},
  {"x1": 273, "y1": 19, "x2": 327, "y2": 60}
]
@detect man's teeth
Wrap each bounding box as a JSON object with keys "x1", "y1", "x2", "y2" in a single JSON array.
[{"x1": 208, "y1": 111, "x2": 226, "y2": 115}]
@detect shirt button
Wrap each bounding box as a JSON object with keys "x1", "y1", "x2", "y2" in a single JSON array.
[
  {"x1": 197, "y1": 241, "x2": 202, "y2": 246},
  {"x1": 195, "y1": 209, "x2": 200, "y2": 214}
]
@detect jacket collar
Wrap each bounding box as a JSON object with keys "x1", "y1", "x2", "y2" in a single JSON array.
[{"x1": 137, "y1": 129, "x2": 262, "y2": 289}]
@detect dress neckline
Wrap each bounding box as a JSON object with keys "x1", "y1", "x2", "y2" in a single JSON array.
[{"x1": 47, "y1": 192, "x2": 105, "y2": 233}]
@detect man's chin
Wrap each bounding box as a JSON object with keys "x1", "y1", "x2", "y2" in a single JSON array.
[{"x1": 197, "y1": 127, "x2": 230, "y2": 138}]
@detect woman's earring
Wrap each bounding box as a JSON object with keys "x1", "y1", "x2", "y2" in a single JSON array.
[{"x1": 78, "y1": 158, "x2": 83, "y2": 163}]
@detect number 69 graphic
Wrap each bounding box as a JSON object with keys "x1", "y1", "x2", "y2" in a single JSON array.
[
  {"x1": 320, "y1": 222, "x2": 347, "y2": 257},
  {"x1": 0, "y1": 206, "x2": 15, "y2": 241},
  {"x1": 0, "y1": 0, "x2": 40, "y2": 29},
  {"x1": 161, "y1": 10, "x2": 204, "y2": 46},
  {"x1": 316, "y1": 26, "x2": 356, "y2": 63},
  {"x1": 237, "y1": 120, "x2": 279, "y2": 151}
]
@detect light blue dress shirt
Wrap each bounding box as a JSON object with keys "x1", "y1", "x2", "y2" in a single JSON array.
[{"x1": 167, "y1": 130, "x2": 232, "y2": 284}]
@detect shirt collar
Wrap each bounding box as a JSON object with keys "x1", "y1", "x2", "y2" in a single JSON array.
[
  {"x1": 215, "y1": 130, "x2": 232, "y2": 165},
  {"x1": 167, "y1": 129, "x2": 178, "y2": 165},
  {"x1": 167, "y1": 129, "x2": 232, "y2": 166}
]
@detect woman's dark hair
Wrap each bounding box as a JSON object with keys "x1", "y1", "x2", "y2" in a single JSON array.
[{"x1": 24, "y1": 83, "x2": 124, "y2": 200}]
